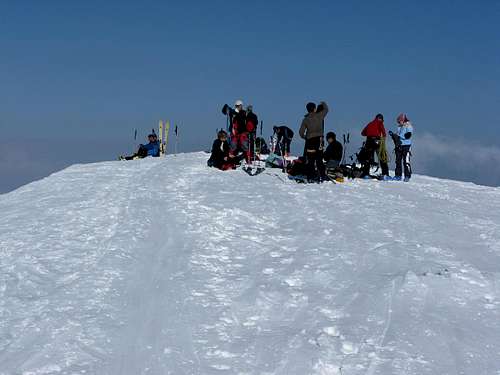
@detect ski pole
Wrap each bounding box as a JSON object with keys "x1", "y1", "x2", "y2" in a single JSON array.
[
  {"x1": 342, "y1": 134, "x2": 347, "y2": 164},
  {"x1": 174, "y1": 125, "x2": 178, "y2": 156}
]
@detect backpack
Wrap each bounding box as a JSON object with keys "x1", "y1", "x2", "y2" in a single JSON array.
[
  {"x1": 287, "y1": 157, "x2": 308, "y2": 177},
  {"x1": 265, "y1": 153, "x2": 284, "y2": 168}
]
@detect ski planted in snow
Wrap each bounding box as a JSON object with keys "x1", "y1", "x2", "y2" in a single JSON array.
[
  {"x1": 159, "y1": 120, "x2": 165, "y2": 156},
  {"x1": 164, "y1": 121, "x2": 171, "y2": 154}
]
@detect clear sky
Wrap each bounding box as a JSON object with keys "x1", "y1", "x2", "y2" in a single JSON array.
[{"x1": 1, "y1": 0, "x2": 499, "y2": 192}]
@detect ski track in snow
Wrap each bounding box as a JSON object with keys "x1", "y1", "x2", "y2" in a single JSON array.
[{"x1": 0, "y1": 152, "x2": 500, "y2": 374}]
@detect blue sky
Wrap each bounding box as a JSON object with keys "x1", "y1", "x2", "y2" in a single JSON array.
[{"x1": 1, "y1": 0, "x2": 499, "y2": 192}]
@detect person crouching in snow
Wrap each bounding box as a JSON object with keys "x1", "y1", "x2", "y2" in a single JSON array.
[
  {"x1": 120, "y1": 133, "x2": 160, "y2": 160},
  {"x1": 207, "y1": 130, "x2": 236, "y2": 170},
  {"x1": 273, "y1": 125, "x2": 294, "y2": 157},
  {"x1": 389, "y1": 113, "x2": 413, "y2": 181},
  {"x1": 360, "y1": 114, "x2": 390, "y2": 179}
]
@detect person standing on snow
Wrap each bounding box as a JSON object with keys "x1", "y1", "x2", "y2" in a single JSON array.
[
  {"x1": 360, "y1": 113, "x2": 390, "y2": 179},
  {"x1": 222, "y1": 100, "x2": 251, "y2": 162},
  {"x1": 389, "y1": 113, "x2": 413, "y2": 181},
  {"x1": 273, "y1": 125, "x2": 294, "y2": 157},
  {"x1": 246, "y1": 105, "x2": 259, "y2": 160},
  {"x1": 299, "y1": 101, "x2": 329, "y2": 181}
]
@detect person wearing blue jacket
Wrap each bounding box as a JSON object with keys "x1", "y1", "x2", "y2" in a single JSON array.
[
  {"x1": 389, "y1": 113, "x2": 413, "y2": 181},
  {"x1": 121, "y1": 134, "x2": 160, "y2": 160}
]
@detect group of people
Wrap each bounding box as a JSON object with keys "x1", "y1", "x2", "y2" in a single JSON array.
[{"x1": 208, "y1": 99, "x2": 414, "y2": 182}]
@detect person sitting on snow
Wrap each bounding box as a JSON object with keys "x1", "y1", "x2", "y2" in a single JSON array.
[
  {"x1": 273, "y1": 125, "x2": 294, "y2": 157},
  {"x1": 389, "y1": 113, "x2": 413, "y2": 182},
  {"x1": 120, "y1": 133, "x2": 160, "y2": 160},
  {"x1": 207, "y1": 130, "x2": 236, "y2": 170},
  {"x1": 323, "y1": 132, "x2": 343, "y2": 169}
]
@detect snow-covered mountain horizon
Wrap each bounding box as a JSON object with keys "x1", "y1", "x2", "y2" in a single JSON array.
[{"x1": 1, "y1": 152, "x2": 499, "y2": 374}]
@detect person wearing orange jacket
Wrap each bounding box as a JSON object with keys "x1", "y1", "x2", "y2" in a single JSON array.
[{"x1": 360, "y1": 113, "x2": 390, "y2": 179}]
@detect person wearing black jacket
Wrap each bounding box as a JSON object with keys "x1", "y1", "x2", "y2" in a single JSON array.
[
  {"x1": 246, "y1": 105, "x2": 259, "y2": 160},
  {"x1": 222, "y1": 100, "x2": 252, "y2": 162},
  {"x1": 273, "y1": 125, "x2": 294, "y2": 156},
  {"x1": 323, "y1": 132, "x2": 343, "y2": 169},
  {"x1": 208, "y1": 130, "x2": 232, "y2": 170}
]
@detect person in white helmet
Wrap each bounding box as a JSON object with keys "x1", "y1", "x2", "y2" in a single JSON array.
[{"x1": 222, "y1": 100, "x2": 252, "y2": 162}]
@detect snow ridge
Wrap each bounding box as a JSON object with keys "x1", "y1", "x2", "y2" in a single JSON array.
[{"x1": 0, "y1": 152, "x2": 499, "y2": 374}]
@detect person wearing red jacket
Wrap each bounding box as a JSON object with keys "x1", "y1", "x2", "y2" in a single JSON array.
[{"x1": 359, "y1": 113, "x2": 390, "y2": 178}]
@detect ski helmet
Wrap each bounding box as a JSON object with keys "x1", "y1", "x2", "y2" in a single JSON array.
[
  {"x1": 234, "y1": 99, "x2": 243, "y2": 107},
  {"x1": 375, "y1": 113, "x2": 384, "y2": 121}
]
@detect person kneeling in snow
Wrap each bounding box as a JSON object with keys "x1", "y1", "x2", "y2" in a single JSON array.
[
  {"x1": 389, "y1": 113, "x2": 413, "y2": 182},
  {"x1": 207, "y1": 130, "x2": 237, "y2": 170},
  {"x1": 120, "y1": 133, "x2": 160, "y2": 160}
]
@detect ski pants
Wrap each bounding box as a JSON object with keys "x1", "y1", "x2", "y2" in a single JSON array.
[
  {"x1": 361, "y1": 137, "x2": 389, "y2": 177},
  {"x1": 124, "y1": 146, "x2": 148, "y2": 160},
  {"x1": 395, "y1": 145, "x2": 411, "y2": 178},
  {"x1": 305, "y1": 136, "x2": 325, "y2": 180},
  {"x1": 230, "y1": 132, "x2": 250, "y2": 162}
]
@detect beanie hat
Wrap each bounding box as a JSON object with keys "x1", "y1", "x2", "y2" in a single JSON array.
[
  {"x1": 397, "y1": 113, "x2": 409, "y2": 123},
  {"x1": 326, "y1": 132, "x2": 336, "y2": 140}
]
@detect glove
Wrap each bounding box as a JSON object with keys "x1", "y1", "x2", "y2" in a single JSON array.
[{"x1": 388, "y1": 130, "x2": 394, "y2": 136}]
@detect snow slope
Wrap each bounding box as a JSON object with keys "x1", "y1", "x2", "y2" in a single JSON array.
[{"x1": 1, "y1": 152, "x2": 499, "y2": 375}]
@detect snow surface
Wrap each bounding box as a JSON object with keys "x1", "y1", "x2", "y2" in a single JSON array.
[{"x1": 1, "y1": 152, "x2": 500, "y2": 375}]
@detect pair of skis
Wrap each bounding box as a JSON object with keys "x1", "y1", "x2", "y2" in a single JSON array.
[{"x1": 158, "y1": 120, "x2": 171, "y2": 156}]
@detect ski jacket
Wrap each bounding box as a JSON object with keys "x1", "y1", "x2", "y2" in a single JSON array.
[
  {"x1": 221, "y1": 107, "x2": 246, "y2": 135},
  {"x1": 208, "y1": 139, "x2": 230, "y2": 168},
  {"x1": 247, "y1": 112, "x2": 258, "y2": 133},
  {"x1": 396, "y1": 121, "x2": 413, "y2": 146},
  {"x1": 361, "y1": 117, "x2": 386, "y2": 138},
  {"x1": 141, "y1": 141, "x2": 160, "y2": 157},
  {"x1": 275, "y1": 126, "x2": 294, "y2": 142},
  {"x1": 299, "y1": 101, "x2": 329, "y2": 140},
  {"x1": 323, "y1": 140, "x2": 343, "y2": 162}
]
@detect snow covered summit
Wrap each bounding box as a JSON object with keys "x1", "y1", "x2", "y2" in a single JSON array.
[{"x1": 0, "y1": 152, "x2": 499, "y2": 375}]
